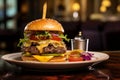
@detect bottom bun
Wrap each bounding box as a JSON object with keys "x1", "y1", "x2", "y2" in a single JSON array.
[
  {"x1": 21, "y1": 56, "x2": 38, "y2": 61},
  {"x1": 49, "y1": 56, "x2": 67, "y2": 62}
]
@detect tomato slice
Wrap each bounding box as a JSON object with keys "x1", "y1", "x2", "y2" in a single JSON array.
[
  {"x1": 51, "y1": 35, "x2": 62, "y2": 41},
  {"x1": 30, "y1": 35, "x2": 38, "y2": 40},
  {"x1": 68, "y1": 56, "x2": 83, "y2": 62}
]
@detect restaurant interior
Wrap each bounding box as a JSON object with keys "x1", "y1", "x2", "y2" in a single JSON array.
[
  {"x1": 0, "y1": 0, "x2": 120, "y2": 80},
  {"x1": 0, "y1": 0, "x2": 120, "y2": 54}
]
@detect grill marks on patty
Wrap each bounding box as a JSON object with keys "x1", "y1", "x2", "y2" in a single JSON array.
[
  {"x1": 43, "y1": 43, "x2": 66, "y2": 54},
  {"x1": 22, "y1": 42, "x2": 40, "y2": 54},
  {"x1": 22, "y1": 42, "x2": 66, "y2": 55}
]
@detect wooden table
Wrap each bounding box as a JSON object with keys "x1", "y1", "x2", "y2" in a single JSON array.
[{"x1": 0, "y1": 51, "x2": 120, "y2": 80}]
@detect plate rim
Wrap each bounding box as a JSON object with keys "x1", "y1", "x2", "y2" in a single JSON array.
[{"x1": 1, "y1": 51, "x2": 109, "y2": 65}]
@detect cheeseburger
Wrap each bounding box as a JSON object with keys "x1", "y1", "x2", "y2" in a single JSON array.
[{"x1": 18, "y1": 19, "x2": 69, "y2": 62}]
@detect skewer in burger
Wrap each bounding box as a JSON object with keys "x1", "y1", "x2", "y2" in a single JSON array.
[{"x1": 17, "y1": 19, "x2": 69, "y2": 62}]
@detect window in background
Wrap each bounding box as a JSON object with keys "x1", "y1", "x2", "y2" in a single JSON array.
[
  {"x1": 0, "y1": 0, "x2": 17, "y2": 30},
  {"x1": 0, "y1": 0, "x2": 4, "y2": 20},
  {"x1": 6, "y1": 0, "x2": 17, "y2": 17},
  {"x1": 0, "y1": 0, "x2": 4, "y2": 29},
  {"x1": 6, "y1": 19, "x2": 16, "y2": 29}
]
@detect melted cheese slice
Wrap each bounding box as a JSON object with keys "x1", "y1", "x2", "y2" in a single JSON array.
[{"x1": 33, "y1": 55, "x2": 53, "y2": 62}]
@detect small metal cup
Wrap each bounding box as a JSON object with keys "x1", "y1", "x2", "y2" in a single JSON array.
[{"x1": 71, "y1": 38, "x2": 89, "y2": 51}]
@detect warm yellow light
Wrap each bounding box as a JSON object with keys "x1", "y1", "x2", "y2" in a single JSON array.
[
  {"x1": 21, "y1": 4, "x2": 29, "y2": 13},
  {"x1": 102, "y1": 0, "x2": 111, "y2": 7},
  {"x1": 117, "y1": 5, "x2": 120, "y2": 12},
  {"x1": 100, "y1": 6, "x2": 107, "y2": 12},
  {"x1": 72, "y1": 3, "x2": 80, "y2": 11}
]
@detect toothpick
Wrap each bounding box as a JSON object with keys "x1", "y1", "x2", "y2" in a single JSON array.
[{"x1": 42, "y1": 2, "x2": 47, "y2": 19}]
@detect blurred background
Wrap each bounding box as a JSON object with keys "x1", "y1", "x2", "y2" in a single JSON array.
[{"x1": 0, "y1": 0, "x2": 120, "y2": 54}]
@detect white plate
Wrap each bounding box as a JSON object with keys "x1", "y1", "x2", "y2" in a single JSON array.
[{"x1": 1, "y1": 51, "x2": 109, "y2": 70}]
